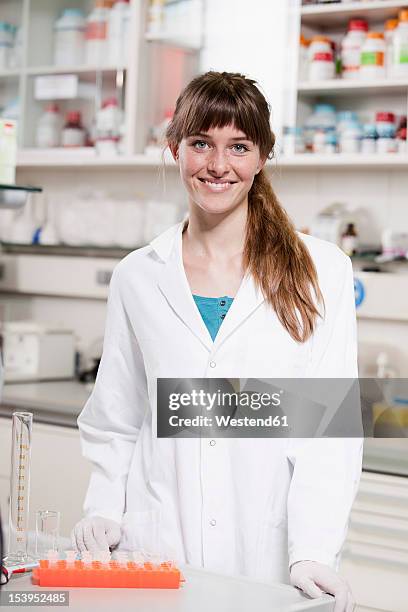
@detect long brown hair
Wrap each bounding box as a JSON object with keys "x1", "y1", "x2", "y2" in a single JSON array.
[{"x1": 166, "y1": 71, "x2": 323, "y2": 343}]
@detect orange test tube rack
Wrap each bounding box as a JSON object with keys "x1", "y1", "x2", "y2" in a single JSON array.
[{"x1": 32, "y1": 559, "x2": 184, "y2": 589}]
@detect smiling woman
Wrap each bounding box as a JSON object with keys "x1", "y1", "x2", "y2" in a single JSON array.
[
  {"x1": 73, "y1": 71, "x2": 362, "y2": 612},
  {"x1": 166, "y1": 71, "x2": 323, "y2": 342}
]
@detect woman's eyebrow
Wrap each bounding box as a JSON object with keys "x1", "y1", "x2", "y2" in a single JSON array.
[{"x1": 188, "y1": 132, "x2": 251, "y2": 141}]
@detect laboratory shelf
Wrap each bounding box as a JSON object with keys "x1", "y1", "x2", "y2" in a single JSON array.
[
  {"x1": 300, "y1": 1, "x2": 408, "y2": 28},
  {"x1": 24, "y1": 65, "x2": 128, "y2": 77},
  {"x1": 276, "y1": 153, "x2": 408, "y2": 168},
  {"x1": 145, "y1": 33, "x2": 202, "y2": 52},
  {"x1": 17, "y1": 148, "x2": 176, "y2": 168},
  {"x1": 297, "y1": 77, "x2": 408, "y2": 97}
]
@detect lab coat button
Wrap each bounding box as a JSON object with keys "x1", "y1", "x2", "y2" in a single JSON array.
[
  {"x1": 210, "y1": 519, "x2": 216, "y2": 526},
  {"x1": 209, "y1": 361, "x2": 216, "y2": 368},
  {"x1": 220, "y1": 300, "x2": 226, "y2": 306},
  {"x1": 210, "y1": 440, "x2": 216, "y2": 446}
]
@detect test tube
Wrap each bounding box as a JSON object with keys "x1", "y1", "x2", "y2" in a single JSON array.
[
  {"x1": 35, "y1": 510, "x2": 60, "y2": 559},
  {"x1": 4, "y1": 412, "x2": 33, "y2": 566},
  {"x1": 65, "y1": 550, "x2": 76, "y2": 566}
]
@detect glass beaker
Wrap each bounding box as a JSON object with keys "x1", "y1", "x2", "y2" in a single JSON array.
[
  {"x1": 4, "y1": 412, "x2": 33, "y2": 566},
  {"x1": 35, "y1": 510, "x2": 60, "y2": 559}
]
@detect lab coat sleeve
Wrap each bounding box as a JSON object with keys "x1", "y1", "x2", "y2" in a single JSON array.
[
  {"x1": 286, "y1": 253, "x2": 363, "y2": 569},
  {"x1": 77, "y1": 263, "x2": 149, "y2": 524}
]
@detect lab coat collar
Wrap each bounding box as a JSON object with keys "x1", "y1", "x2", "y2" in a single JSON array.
[{"x1": 151, "y1": 221, "x2": 265, "y2": 352}]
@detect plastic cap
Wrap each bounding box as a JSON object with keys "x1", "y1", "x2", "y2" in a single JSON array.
[
  {"x1": 385, "y1": 19, "x2": 398, "y2": 30},
  {"x1": 376, "y1": 112, "x2": 395, "y2": 123},
  {"x1": 311, "y1": 35, "x2": 331, "y2": 43},
  {"x1": 367, "y1": 31, "x2": 384, "y2": 39},
  {"x1": 66, "y1": 111, "x2": 82, "y2": 123},
  {"x1": 102, "y1": 97, "x2": 119, "y2": 108},
  {"x1": 348, "y1": 19, "x2": 368, "y2": 31},
  {"x1": 312, "y1": 52, "x2": 333, "y2": 62},
  {"x1": 399, "y1": 9, "x2": 408, "y2": 21},
  {"x1": 45, "y1": 103, "x2": 60, "y2": 113},
  {"x1": 399, "y1": 127, "x2": 407, "y2": 139}
]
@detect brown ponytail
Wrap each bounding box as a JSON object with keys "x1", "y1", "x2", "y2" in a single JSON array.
[
  {"x1": 246, "y1": 170, "x2": 323, "y2": 342},
  {"x1": 166, "y1": 71, "x2": 323, "y2": 343}
]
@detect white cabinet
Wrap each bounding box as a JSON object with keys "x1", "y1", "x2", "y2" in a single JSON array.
[
  {"x1": 1, "y1": 0, "x2": 203, "y2": 161},
  {"x1": 340, "y1": 471, "x2": 408, "y2": 612},
  {"x1": 0, "y1": 416, "x2": 92, "y2": 538},
  {"x1": 283, "y1": 1, "x2": 408, "y2": 167}
]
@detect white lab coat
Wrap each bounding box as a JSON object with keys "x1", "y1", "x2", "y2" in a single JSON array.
[{"x1": 78, "y1": 220, "x2": 363, "y2": 584}]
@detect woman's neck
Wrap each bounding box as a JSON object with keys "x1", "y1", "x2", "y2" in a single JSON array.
[{"x1": 183, "y1": 204, "x2": 247, "y2": 261}]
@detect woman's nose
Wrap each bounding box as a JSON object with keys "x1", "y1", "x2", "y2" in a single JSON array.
[{"x1": 207, "y1": 149, "x2": 230, "y2": 175}]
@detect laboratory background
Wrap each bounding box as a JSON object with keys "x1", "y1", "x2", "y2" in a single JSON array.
[{"x1": 0, "y1": 0, "x2": 407, "y2": 610}]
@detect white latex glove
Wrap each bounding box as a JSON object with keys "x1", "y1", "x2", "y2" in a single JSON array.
[
  {"x1": 71, "y1": 516, "x2": 121, "y2": 553},
  {"x1": 290, "y1": 561, "x2": 355, "y2": 612}
]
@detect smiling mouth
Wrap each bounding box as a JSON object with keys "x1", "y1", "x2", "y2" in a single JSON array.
[{"x1": 198, "y1": 178, "x2": 237, "y2": 192}]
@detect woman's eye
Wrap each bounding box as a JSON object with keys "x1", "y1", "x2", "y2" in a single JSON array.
[
  {"x1": 192, "y1": 140, "x2": 209, "y2": 150},
  {"x1": 232, "y1": 144, "x2": 249, "y2": 153}
]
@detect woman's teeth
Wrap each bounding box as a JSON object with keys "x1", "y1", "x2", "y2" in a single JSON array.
[{"x1": 201, "y1": 180, "x2": 234, "y2": 192}]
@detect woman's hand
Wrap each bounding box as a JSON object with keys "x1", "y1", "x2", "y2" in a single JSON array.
[
  {"x1": 290, "y1": 560, "x2": 355, "y2": 612},
  {"x1": 71, "y1": 516, "x2": 121, "y2": 552}
]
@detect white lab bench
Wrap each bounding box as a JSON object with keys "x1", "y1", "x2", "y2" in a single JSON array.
[
  {"x1": 1, "y1": 381, "x2": 408, "y2": 611},
  {"x1": 1, "y1": 566, "x2": 334, "y2": 612}
]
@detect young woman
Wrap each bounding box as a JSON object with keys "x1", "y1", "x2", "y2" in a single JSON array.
[{"x1": 73, "y1": 72, "x2": 362, "y2": 612}]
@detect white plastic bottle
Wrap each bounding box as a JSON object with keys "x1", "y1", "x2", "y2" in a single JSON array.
[
  {"x1": 147, "y1": 0, "x2": 165, "y2": 37},
  {"x1": 85, "y1": 0, "x2": 110, "y2": 65},
  {"x1": 107, "y1": 0, "x2": 130, "y2": 65},
  {"x1": 35, "y1": 104, "x2": 62, "y2": 148},
  {"x1": 384, "y1": 19, "x2": 398, "y2": 78},
  {"x1": 360, "y1": 32, "x2": 386, "y2": 80},
  {"x1": 392, "y1": 10, "x2": 408, "y2": 78},
  {"x1": 54, "y1": 9, "x2": 85, "y2": 66},
  {"x1": 341, "y1": 19, "x2": 368, "y2": 80}
]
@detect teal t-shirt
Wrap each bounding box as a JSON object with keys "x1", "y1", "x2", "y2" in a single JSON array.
[{"x1": 192, "y1": 295, "x2": 234, "y2": 341}]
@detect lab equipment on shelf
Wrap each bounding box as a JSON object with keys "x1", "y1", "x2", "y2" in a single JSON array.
[
  {"x1": 0, "y1": 21, "x2": 15, "y2": 70},
  {"x1": 107, "y1": 0, "x2": 130, "y2": 65},
  {"x1": 0, "y1": 119, "x2": 17, "y2": 184},
  {"x1": 341, "y1": 223, "x2": 359, "y2": 256},
  {"x1": 360, "y1": 32, "x2": 386, "y2": 80},
  {"x1": 392, "y1": 10, "x2": 408, "y2": 78},
  {"x1": 285, "y1": 105, "x2": 407, "y2": 157},
  {"x1": 95, "y1": 97, "x2": 124, "y2": 155},
  {"x1": 85, "y1": 0, "x2": 110, "y2": 65},
  {"x1": 300, "y1": 10, "x2": 408, "y2": 82},
  {"x1": 3, "y1": 412, "x2": 34, "y2": 567},
  {"x1": 341, "y1": 19, "x2": 368, "y2": 80},
  {"x1": 53, "y1": 9, "x2": 86, "y2": 66},
  {"x1": 35, "y1": 104, "x2": 62, "y2": 148},
  {"x1": 32, "y1": 551, "x2": 184, "y2": 589},
  {"x1": 61, "y1": 111, "x2": 86, "y2": 147}
]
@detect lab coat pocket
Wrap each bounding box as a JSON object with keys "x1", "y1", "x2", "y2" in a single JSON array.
[
  {"x1": 120, "y1": 508, "x2": 162, "y2": 553},
  {"x1": 257, "y1": 514, "x2": 290, "y2": 585}
]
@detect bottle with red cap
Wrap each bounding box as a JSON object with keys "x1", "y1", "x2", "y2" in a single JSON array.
[
  {"x1": 36, "y1": 103, "x2": 62, "y2": 148},
  {"x1": 341, "y1": 19, "x2": 368, "y2": 80},
  {"x1": 95, "y1": 97, "x2": 124, "y2": 155},
  {"x1": 61, "y1": 111, "x2": 86, "y2": 147}
]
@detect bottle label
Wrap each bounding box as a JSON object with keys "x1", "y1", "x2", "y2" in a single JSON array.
[
  {"x1": 86, "y1": 22, "x2": 107, "y2": 41},
  {"x1": 361, "y1": 51, "x2": 384, "y2": 66}
]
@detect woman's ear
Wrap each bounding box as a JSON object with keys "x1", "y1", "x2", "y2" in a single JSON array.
[
  {"x1": 169, "y1": 143, "x2": 179, "y2": 163},
  {"x1": 255, "y1": 156, "x2": 267, "y2": 175}
]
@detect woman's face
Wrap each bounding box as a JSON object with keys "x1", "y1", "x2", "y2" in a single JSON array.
[{"x1": 172, "y1": 124, "x2": 265, "y2": 216}]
